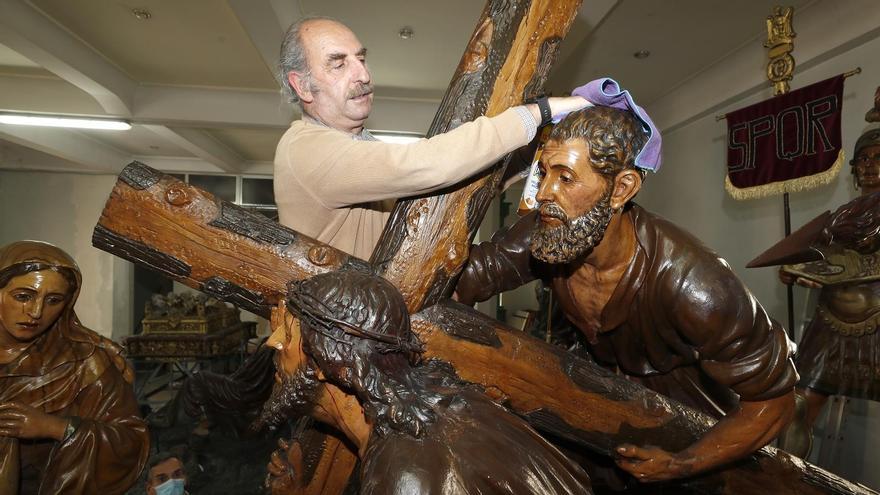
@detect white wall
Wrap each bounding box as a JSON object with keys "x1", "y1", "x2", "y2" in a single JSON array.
[
  {"x1": 0, "y1": 169, "x2": 132, "y2": 340},
  {"x1": 0, "y1": 168, "x2": 275, "y2": 341},
  {"x1": 638, "y1": 33, "x2": 880, "y2": 488},
  {"x1": 639, "y1": 35, "x2": 880, "y2": 333}
]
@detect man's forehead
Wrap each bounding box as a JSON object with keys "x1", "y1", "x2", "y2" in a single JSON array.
[
  {"x1": 150, "y1": 457, "x2": 182, "y2": 475},
  {"x1": 542, "y1": 139, "x2": 590, "y2": 167},
  {"x1": 303, "y1": 20, "x2": 364, "y2": 57}
]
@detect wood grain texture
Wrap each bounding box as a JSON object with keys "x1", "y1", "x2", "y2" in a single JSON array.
[
  {"x1": 414, "y1": 302, "x2": 877, "y2": 495},
  {"x1": 413, "y1": 301, "x2": 711, "y2": 454},
  {"x1": 94, "y1": 162, "x2": 370, "y2": 318},
  {"x1": 370, "y1": 0, "x2": 583, "y2": 312},
  {"x1": 90, "y1": 2, "x2": 878, "y2": 492},
  {"x1": 93, "y1": 173, "x2": 877, "y2": 494}
]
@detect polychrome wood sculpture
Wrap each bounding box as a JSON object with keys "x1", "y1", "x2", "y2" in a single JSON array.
[
  {"x1": 93, "y1": 0, "x2": 875, "y2": 492},
  {"x1": 0, "y1": 241, "x2": 147, "y2": 495}
]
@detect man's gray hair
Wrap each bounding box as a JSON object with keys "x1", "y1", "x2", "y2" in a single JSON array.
[{"x1": 279, "y1": 15, "x2": 338, "y2": 105}]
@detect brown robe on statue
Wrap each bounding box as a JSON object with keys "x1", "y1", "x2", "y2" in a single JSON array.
[
  {"x1": 361, "y1": 387, "x2": 593, "y2": 494},
  {"x1": 457, "y1": 205, "x2": 798, "y2": 417},
  {"x1": 0, "y1": 241, "x2": 149, "y2": 495}
]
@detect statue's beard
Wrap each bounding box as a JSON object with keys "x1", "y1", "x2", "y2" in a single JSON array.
[
  {"x1": 529, "y1": 192, "x2": 614, "y2": 264},
  {"x1": 253, "y1": 364, "x2": 319, "y2": 431}
]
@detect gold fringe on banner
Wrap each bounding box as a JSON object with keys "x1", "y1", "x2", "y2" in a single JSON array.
[{"x1": 724, "y1": 150, "x2": 846, "y2": 200}]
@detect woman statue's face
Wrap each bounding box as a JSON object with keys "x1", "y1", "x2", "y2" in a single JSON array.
[{"x1": 0, "y1": 270, "x2": 70, "y2": 344}]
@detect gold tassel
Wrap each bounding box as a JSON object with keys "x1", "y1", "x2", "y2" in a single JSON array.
[{"x1": 725, "y1": 150, "x2": 845, "y2": 200}]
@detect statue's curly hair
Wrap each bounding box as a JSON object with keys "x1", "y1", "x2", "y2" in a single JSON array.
[{"x1": 549, "y1": 105, "x2": 649, "y2": 184}]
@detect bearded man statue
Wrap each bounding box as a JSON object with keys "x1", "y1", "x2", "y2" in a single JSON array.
[{"x1": 456, "y1": 100, "x2": 798, "y2": 485}]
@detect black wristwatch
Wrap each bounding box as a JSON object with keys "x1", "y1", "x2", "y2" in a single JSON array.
[{"x1": 536, "y1": 96, "x2": 552, "y2": 127}]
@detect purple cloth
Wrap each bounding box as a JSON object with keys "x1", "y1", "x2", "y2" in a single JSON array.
[{"x1": 571, "y1": 78, "x2": 662, "y2": 172}]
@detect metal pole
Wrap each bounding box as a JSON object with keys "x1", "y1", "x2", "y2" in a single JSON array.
[{"x1": 784, "y1": 192, "x2": 794, "y2": 336}]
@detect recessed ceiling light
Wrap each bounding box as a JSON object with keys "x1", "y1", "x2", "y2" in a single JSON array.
[
  {"x1": 0, "y1": 113, "x2": 131, "y2": 131},
  {"x1": 398, "y1": 26, "x2": 414, "y2": 40},
  {"x1": 633, "y1": 50, "x2": 651, "y2": 59},
  {"x1": 132, "y1": 8, "x2": 152, "y2": 20}
]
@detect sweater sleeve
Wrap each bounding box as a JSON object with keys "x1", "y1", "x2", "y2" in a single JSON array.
[{"x1": 286, "y1": 108, "x2": 529, "y2": 208}]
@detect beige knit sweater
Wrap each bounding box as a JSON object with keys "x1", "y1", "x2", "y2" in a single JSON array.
[{"x1": 274, "y1": 108, "x2": 529, "y2": 260}]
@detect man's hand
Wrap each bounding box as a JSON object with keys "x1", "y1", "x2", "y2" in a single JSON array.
[
  {"x1": 615, "y1": 444, "x2": 693, "y2": 482},
  {"x1": 0, "y1": 402, "x2": 69, "y2": 441},
  {"x1": 548, "y1": 95, "x2": 592, "y2": 121},
  {"x1": 525, "y1": 96, "x2": 592, "y2": 127}
]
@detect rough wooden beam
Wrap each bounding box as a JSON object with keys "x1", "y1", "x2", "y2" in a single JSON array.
[
  {"x1": 93, "y1": 162, "x2": 369, "y2": 319},
  {"x1": 95, "y1": 163, "x2": 703, "y2": 450},
  {"x1": 415, "y1": 302, "x2": 876, "y2": 495},
  {"x1": 93, "y1": 164, "x2": 875, "y2": 494},
  {"x1": 371, "y1": 0, "x2": 583, "y2": 312}
]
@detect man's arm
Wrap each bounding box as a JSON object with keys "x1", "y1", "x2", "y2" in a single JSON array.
[
  {"x1": 284, "y1": 98, "x2": 588, "y2": 209},
  {"x1": 617, "y1": 248, "x2": 797, "y2": 482},
  {"x1": 616, "y1": 391, "x2": 794, "y2": 481},
  {"x1": 455, "y1": 211, "x2": 541, "y2": 304}
]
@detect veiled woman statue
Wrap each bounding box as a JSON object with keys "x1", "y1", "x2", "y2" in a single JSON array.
[{"x1": 0, "y1": 241, "x2": 149, "y2": 494}]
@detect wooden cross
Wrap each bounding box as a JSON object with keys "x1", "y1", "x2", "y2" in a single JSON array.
[{"x1": 93, "y1": 1, "x2": 874, "y2": 493}]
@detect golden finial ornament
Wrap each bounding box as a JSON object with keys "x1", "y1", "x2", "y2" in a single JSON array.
[{"x1": 764, "y1": 6, "x2": 796, "y2": 95}]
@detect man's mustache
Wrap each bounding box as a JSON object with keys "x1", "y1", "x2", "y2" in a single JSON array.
[
  {"x1": 539, "y1": 202, "x2": 568, "y2": 223},
  {"x1": 348, "y1": 83, "x2": 373, "y2": 99}
]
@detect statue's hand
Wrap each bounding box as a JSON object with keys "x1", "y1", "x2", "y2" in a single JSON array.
[
  {"x1": 794, "y1": 277, "x2": 823, "y2": 289},
  {"x1": 266, "y1": 438, "x2": 304, "y2": 494},
  {"x1": 778, "y1": 267, "x2": 796, "y2": 286},
  {"x1": 778, "y1": 267, "x2": 823, "y2": 289},
  {"x1": 0, "y1": 402, "x2": 69, "y2": 441},
  {"x1": 614, "y1": 444, "x2": 693, "y2": 482}
]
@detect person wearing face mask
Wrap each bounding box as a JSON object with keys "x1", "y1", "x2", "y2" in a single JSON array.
[
  {"x1": 0, "y1": 240, "x2": 148, "y2": 495},
  {"x1": 145, "y1": 452, "x2": 188, "y2": 495}
]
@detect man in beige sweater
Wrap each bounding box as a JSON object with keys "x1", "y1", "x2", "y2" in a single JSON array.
[{"x1": 273, "y1": 16, "x2": 589, "y2": 259}]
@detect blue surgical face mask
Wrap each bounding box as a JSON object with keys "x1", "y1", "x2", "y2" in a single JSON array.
[{"x1": 154, "y1": 478, "x2": 185, "y2": 495}]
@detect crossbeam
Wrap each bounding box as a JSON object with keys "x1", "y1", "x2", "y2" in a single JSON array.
[{"x1": 94, "y1": 164, "x2": 875, "y2": 494}]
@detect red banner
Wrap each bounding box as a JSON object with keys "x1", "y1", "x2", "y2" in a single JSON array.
[{"x1": 725, "y1": 75, "x2": 844, "y2": 199}]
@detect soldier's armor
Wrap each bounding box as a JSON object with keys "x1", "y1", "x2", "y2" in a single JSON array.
[{"x1": 817, "y1": 280, "x2": 880, "y2": 336}]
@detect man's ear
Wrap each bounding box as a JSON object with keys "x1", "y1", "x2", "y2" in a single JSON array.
[
  {"x1": 288, "y1": 72, "x2": 313, "y2": 104},
  {"x1": 610, "y1": 169, "x2": 642, "y2": 210}
]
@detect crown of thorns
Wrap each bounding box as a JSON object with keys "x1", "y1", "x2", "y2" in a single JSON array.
[{"x1": 286, "y1": 271, "x2": 423, "y2": 356}]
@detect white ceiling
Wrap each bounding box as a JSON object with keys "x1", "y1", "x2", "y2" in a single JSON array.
[
  {"x1": 547, "y1": 0, "x2": 816, "y2": 105},
  {"x1": 0, "y1": 41, "x2": 38, "y2": 67},
  {"x1": 0, "y1": 0, "x2": 876, "y2": 175}
]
